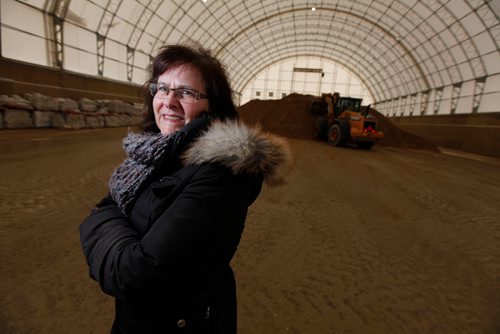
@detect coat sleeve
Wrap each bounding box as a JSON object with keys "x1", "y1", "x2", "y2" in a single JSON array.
[
  {"x1": 79, "y1": 203, "x2": 150, "y2": 297},
  {"x1": 80, "y1": 166, "x2": 262, "y2": 299}
]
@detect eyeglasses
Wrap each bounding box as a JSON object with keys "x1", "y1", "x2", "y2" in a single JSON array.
[{"x1": 149, "y1": 82, "x2": 208, "y2": 104}]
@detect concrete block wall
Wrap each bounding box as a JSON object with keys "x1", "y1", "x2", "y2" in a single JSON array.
[{"x1": 0, "y1": 93, "x2": 144, "y2": 130}]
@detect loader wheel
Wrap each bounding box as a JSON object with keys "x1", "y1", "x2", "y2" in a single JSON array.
[
  {"x1": 312, "y1": 117, "x2": 328, "y2": 141},
  {"x1": 357, "y1": 141, "x2": 375, "y2": 150},
  {"x1": 328, "y1": 123, "x2": 347, "y2": 146}
]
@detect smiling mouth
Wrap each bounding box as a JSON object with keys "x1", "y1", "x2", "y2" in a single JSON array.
[{"x1": 161, "y1": 114, "x2": 184, "y2": 121}]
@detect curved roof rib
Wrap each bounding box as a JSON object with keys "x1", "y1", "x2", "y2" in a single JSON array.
[{"x1": 217, "y1": 9, "x2": 426, "y2": 102}]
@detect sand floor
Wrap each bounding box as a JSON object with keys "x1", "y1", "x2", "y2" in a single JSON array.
[{"x1": 1, "y1": 128, "x2": 499, "y2": 334}]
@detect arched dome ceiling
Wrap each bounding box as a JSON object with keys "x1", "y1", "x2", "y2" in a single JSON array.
[{"x1": 59, "y1": 0, "x2": 498, "y2": 103}]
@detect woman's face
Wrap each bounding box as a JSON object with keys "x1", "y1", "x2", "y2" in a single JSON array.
[{"x1": 153, "y1": 64, "x2": 209, "y2": 135}]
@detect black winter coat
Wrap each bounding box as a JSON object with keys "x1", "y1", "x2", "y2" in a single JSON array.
[{"x1": 80, "y1": 119, "x2": 291, "y2": 334}]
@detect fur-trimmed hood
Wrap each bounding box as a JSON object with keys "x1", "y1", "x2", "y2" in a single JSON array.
[{"x1": 182, "y1": 120, "x2": 293, "y2": 185}]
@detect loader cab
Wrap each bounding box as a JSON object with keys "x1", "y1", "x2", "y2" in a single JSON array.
[{"x1": 334, "y1": 97, "x2": 362, "y2": 116}]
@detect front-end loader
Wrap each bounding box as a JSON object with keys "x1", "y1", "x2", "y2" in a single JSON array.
[{"x1": 311, "y1": 93, "x2": 383, "y2": 149}]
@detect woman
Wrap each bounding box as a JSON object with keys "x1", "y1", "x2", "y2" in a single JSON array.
[{"x1": 79, "y1": 44, "x2": 291, "y2": 333}]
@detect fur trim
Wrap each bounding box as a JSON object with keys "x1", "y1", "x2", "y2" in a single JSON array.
[{"x1": 182, "y1": 120, "x2": 293, "y2": 185}]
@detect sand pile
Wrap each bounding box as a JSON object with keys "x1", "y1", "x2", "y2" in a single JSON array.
[
  {"x1": 367, "y1": 107, "x2": 439, "y2": 151},
  {"x1": 237, "y1": 93, "x2": 317, "y2": 140},
  {"x1": 238, "y1": 93, "x2": 438, "y2": 151}
]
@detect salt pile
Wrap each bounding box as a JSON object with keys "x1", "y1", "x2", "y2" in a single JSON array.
[{"x1": 238, "y1": 93, "x2": 438, "y2": 151}]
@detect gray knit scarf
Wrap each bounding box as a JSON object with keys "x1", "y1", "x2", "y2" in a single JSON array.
[
  {"x1": 108, "y1": 132, "x2": 179, "y2": 216},
  {"x1": 108, "y1": 113, "x2": 212, "y2": 216}
]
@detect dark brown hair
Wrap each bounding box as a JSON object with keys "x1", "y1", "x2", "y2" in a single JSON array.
[{"x1": 142, "y1": 44, "x2": 238, "y2": 132}]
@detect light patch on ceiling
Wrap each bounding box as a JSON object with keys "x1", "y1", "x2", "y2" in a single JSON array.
[{"x1": 65, "y1": 9, "x2": 87, "y2": 27}]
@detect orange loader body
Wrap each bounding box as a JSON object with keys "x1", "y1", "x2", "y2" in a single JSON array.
[{"x1": 311, "y1": 93, "x2": 383, "y2": 149}]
